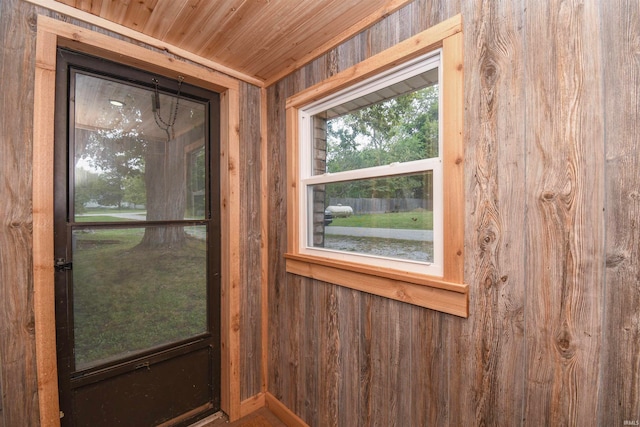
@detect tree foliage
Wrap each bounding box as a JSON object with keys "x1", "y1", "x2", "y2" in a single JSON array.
[{"x1": 325, "y1": 85, "x2": 438, "y2": 199}]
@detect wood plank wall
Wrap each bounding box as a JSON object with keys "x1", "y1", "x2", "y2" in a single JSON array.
[
  {"x1": 1, "y1": 0, "x2": 639, "y2": 425},
  {"x1": 0, "y1": 2, "x2": 40, "y2": 426},
  {"x1": 0, "y1": 1, "x2": 264, "y2": 424},
  {"x1": 267, "y1": 0, "x2": 640, "y2": 425}
]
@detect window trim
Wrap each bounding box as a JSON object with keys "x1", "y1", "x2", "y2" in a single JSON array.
[
  {"x1": 285, "y1": 15, "x2": 468, "y2": 317},
  {"x1": 298, "y1": 51, "x2": 444, "y2": 276}
]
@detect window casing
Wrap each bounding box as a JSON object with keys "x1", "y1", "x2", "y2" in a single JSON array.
[{"x1": 285, "y1": 15, "x2": 467, "y2": 317}]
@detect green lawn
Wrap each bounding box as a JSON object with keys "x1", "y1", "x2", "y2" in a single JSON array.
[
  {"x1": 329, "y1": 210, "x2": 433, "y2": 230},
  {"x1": 72, "y1": 228, "x2": 207, "y2": 369},
  {"x1": 81, "y1": 207, "x2": 145, "y2": 214}
]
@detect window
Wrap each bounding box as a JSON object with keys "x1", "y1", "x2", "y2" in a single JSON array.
[
  {"x1": 285, "y1": 16, "x2": 468, "y2": 317},
  {"x1": 299, "y1": 52, "x2": 442, "y2": 276}
]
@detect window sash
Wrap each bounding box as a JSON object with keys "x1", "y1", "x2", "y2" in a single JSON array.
[
  {"x1": 297, "y1": 53, "x2": 444, "y2": 276},
  {"x1": 299, "y1": 162, "x2": 443, "y2": 275}
]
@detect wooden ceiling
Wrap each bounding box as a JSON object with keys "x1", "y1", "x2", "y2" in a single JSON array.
[{"x1": 51, "y1": 0, "x2": 412, "y2": 85}]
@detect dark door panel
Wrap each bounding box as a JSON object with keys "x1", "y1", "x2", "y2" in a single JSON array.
[{"x1": 72, "y1": 347, "x2": 214, "y2": 427}]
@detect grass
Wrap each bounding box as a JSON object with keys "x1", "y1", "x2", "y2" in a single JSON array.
[
  {"x1": 329, "y1": 210, "x2": 433, "y2": 230},
  {"x1": 72, "y1": 228, "x2": 208, "y2": 369},
  {"x1": 81, "y1": 207, "x2": 145, "y2": 214}
]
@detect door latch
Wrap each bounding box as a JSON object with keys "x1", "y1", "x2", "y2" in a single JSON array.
[{"x1": 55, "y1": 258, "x2": 73, "y2": 272}]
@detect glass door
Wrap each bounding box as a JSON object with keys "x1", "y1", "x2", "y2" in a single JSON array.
[{"x1": 54, "y1": 49, "x2": 220, "y2": 427}]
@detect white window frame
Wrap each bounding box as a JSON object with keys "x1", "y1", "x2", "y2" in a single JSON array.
[
  {"x1": 297, "y1": 52, "x2": 444, "y2": 276},
  {"x1": 284, "y1": 15, "x2": 468, "y2": 317}
]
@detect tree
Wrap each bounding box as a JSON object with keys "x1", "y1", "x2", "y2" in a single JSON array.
[
  {"x1": 325, "y1": 85, "x2": 439, "y2": 199},
  {"x1": 77, "y1": 92, "x2": 203, "y2": 249},
  {"x1": 123, "y1": 175, "x2": 146, "y2": 207}
]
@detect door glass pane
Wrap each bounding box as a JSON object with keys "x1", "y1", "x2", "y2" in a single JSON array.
[
  {"x1": 72, "y1": 225, "x2": 208, "y2": 370},
  {"x1": 73, "y1": 73, "x2": 206, "y2": 221},
  {"x1": 308, "y1": 172, "x2": 434, "y2": 263}
]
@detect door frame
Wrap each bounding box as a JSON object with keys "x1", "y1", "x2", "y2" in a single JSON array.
[{"x1": 33, "y1": 16, "x2": 241, "y2": 426}]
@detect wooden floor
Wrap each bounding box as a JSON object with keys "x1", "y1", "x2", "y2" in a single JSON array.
[{"x1": 190, "y1": 408, "x2": 288, "y2": 427}]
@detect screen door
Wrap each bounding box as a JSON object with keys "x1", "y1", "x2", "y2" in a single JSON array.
[{"x1": 54, "y1": 49, "x2": 221, "y2": 427}]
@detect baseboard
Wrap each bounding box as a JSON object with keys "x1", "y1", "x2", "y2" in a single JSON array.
[
  {"x1": 265, "y1": 392, "x2": 309, "y2": 427},
  {"x1": 240, "y1": 393, "x2": 266, "y2": 418}
]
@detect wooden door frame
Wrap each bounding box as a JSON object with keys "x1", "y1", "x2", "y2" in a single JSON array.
[{"x1": 33, "y1": 16, "x2": 241, "y2": 426}]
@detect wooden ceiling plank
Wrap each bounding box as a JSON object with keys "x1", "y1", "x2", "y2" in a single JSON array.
[
  {"x1": 142, "y1": 0, "x2": 190, "y2": 40},
  {"x1": 193, "y1": 0, "x2": 267, "y2": 59},
  {"x1": 215, "y1": 0, "x2": 336, "y2": 64},
  {"x1": 120, "y1": 0, "x2": 159, "y2": 31},
  {"x1": 28, "y1": 0, "x2": 265, "y2": 86},
  {"x1": 99, "y1": 0, "x2": 129, "y2": 23},
  {"x1": 78, "y1": 0, "x2": 102, "y2": 15},
  {"x1": 163, "y1": 0, "x2": 245, "y2": 51},
  {"x1": 199, "y1": 0, "x2": 322, "y2": 68},
  {"x1": 50, "y1": 0, "x2": 413, "y2": 83},
  {"x1": 239, "y1": 0, "x2": 382, "y2": 76},
  {"x1": 263, "y1": 0, "x2": 413, "y2": 85},
  {"x1": 211, "y1": 0, "x2": 316, "y2": 59}
]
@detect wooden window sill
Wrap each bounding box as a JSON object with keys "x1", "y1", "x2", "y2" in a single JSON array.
[{"x1": 284, "y1": 253, "x2": 468, "y2": 317}]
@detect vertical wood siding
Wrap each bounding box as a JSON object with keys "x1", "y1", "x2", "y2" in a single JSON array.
[
  {"x1": 0, "y1": 1, "x2": 39, "y2": 426},
  {"x1": 1, "y1": 0, "x2": 640, "y2": 425},
  {"x1": 600, "y1": 0, "x2": 640, "y2": 424},
  {"x1": 267, "y1": 0, "x2": 639, "y2": 425},
  {"x1": 0, "y1": 1, "x2": 263, "y2": 423},
  {"x1": 239, "y1": 81, "x2": 264, "y2": 401},
  {"x1": 522, "y1": 1, "x2": 604, "y2": 425}
]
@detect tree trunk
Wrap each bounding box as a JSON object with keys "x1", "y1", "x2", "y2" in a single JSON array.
[{"x1": 139, "y1": 126, "x2": 202, "y2": 248}]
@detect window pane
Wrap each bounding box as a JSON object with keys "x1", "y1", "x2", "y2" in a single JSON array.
[
  {"x1": 73, "y1": 73, "x2": 206, "y2": 221},
  {"x1": 308, "y1": 172, "x2": 434, "y2": 263},
  {"x1": 312, "y1": 67, "x2": 438, "y2": 176},
  {"x1": 72, "y1": 225, "x2": 207, "y2": 369}
]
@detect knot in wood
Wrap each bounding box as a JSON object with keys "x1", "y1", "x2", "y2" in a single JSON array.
[
  {"x1": 606, "y1": 252, "x2": 627, "y2": 268},
  {"x1": 554, "y1": 329, "x2": 575, "y2": 358},
  {"x1": 541, "y1": 191, "x2": 555, "y2": 201}
]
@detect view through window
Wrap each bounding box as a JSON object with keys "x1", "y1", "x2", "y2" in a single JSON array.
[{"x1": 299, "y1": 53, "x2": 443, "y2": 275}]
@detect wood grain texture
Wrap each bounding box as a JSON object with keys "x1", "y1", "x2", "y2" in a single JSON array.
[
  {"x1": 450, "y1": 0, "x2": 527, "y2": 425},
  {"x1": 266, "y1": 0, "x2": 631, "y2": 425},
  {"x1": 27, "y1": 11, "x2": 251, "y2": 425},
  {"x1": 2, "y1": 0, "x2": 640, "y2": 425},
  {"x1": 33, "y1": 15, "x2": 61, "y2": 427},
  {"x1": 599, "y1": 0, "x2": 640, "y2": 424},
  {"x1": 46, "y1": 0, "x2": 412, "y2": 84},
  {"x1": 0, "y1": 1, "x2": 40, "y2": 426},
  {"x1": 266, "y1": 79, "x2": 288, "y2": 407},
  {"x1": 523, "y1": 0, "x2": 604, "y2": 425},
  {"x1": 239, "y1": 81, "x2": 263, "y2": 401}
]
